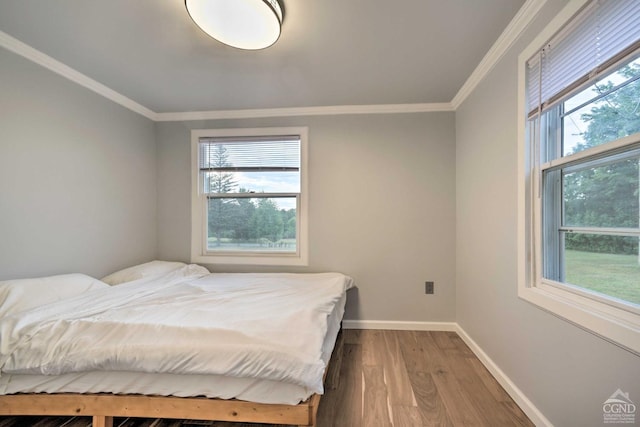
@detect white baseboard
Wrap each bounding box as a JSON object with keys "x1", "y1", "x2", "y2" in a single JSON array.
[
  {"x1": 342, "y1": 320, "x2": 456, "y2": 331},
  {"x1": 340, "y1": 320, "x2": 550, "y2": 426},
  {"x1": 455, "y1": 325, "x2": 553, "y2": 427}
]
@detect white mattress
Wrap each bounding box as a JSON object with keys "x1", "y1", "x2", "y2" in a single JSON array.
[{"x1": 0, "y1": 292, "x2": 346, "y2": 405}]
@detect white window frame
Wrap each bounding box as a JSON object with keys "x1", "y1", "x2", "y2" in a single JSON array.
[
  {"x1": 191, "y1": 127, "x2": 309, "y2": 266},
  {"x1": 517, "y1": 0, "x2": 640, "y2": 355}
]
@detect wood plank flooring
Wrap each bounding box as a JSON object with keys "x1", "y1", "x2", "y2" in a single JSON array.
[
  {"x1": 0, "y1": 330, "x2": 533, "y2": 427},
  {"x1": 316, "y1": 330, "x2": 532, "y2": 427}
]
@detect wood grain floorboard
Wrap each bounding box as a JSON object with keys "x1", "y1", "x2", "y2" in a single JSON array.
[
  {"x1": 362, "y1": 366, "x2": 392, "y2": 427},
  {"x1": 466, "y1": 358, "x2": 513, "y2": 403},
  {"x1": 500, "y1": 401, "x2": 536, "y2": 427},
  {"x1": 445, "y1": 349, "x2": 518, "y2": 426},
  {"x1": 381, "y1": 331, "x2": 417, "y2": 407},
  {"x1": 396, "y1": 332, "x2": 452, "y2": 426},
  {"x1": 0, "y1": 331, "x2": 533, "y2": 427},
  {"x1": 389, "y1": 405, "x2": 423, "y2": 427},
  {"x1": 407, "y1": 371, "x2": 453, "y2": 427},
  {"x1": 360, "y1": 329, "x2": 386, "y2": 366}
]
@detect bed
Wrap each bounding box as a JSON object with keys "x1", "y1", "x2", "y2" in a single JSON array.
[{"x1": 0, "y1": 261, "x2": 353, "y2": 426}]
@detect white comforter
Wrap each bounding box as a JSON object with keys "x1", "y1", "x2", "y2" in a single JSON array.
[{"x1": 0, "y1": 266, "x2": 353, "y2": 395}]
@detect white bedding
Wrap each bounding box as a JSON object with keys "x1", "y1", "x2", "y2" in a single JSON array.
[
  {"x1": 0, "y1": 266, "x2": 354, "y2": 401},
  {"x1": 0, "y1": 273, "x2": 109, "y2": 318},
  {"x1": 0, "y1": 292, "x2": 347, "y2": 404}
]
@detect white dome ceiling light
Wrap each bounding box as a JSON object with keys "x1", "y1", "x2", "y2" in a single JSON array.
[{"x1": 185, "y1": 0, "x2": 283, "y2": 50}]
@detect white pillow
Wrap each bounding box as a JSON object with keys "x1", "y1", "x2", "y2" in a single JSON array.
[
  {"x1": 101, "y1": 260, "x2": 187, "y2": 286},
  {"x1": 0, "y1": 273, "x2": 109, "y2": 318}
]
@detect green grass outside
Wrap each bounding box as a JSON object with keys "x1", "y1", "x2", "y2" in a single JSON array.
[{"x1": 565, "y1": 250, "x2": 640, "y2": 305}]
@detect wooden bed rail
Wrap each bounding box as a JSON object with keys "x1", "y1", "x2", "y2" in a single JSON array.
[
  {"x1": 0, "y1": 392, "x2": 320, "y2": 427},
  {"x1": 0, "y1": 321, "x2": 344, "y2": 426}
]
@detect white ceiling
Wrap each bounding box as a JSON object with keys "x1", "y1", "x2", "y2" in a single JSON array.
[{"x1": 0, "y1": 0, "x2": 525, "y2": 114}]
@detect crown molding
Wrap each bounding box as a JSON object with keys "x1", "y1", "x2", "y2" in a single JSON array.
[
  {"x1": 451, "y1": 0, "x2": 547, "y2": 109},
  {"x1": 0, "y1": 31, "x2": 157, "y2": 121},
  {"x1": 155, "y1": 102, "x2": 453, "y2": 122}
]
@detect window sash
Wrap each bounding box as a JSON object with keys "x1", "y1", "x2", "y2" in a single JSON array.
[
  {"x1": 537, "y1": 119, "x2": 640, "y2": 313},
  {"x1": 558, "y1": 227, "x2": 640, "y2": 237},
  {"x1": 538, "y1": 136, "x2": 640, "y2": 255},
  {"x1": 540, "y1": 133, "x2": 640, "y2": 172}
]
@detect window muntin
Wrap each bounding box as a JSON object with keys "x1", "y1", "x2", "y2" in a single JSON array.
[
  {"x1": 191, "y1": 128, "x2": 308, "y2": 266},
  {"x1": 519, "y1": 0, "x2": 640, "y2": 354}
]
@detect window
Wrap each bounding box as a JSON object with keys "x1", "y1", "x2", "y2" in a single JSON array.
[
  {"x1": 518, "y1": 0, "x2": 640, "y2": 354},
  {"x1": 191, "y1": 127, "x2": 308, "y2": 265}
]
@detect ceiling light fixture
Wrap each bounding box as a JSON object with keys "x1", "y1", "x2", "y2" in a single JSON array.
[{"x1": 185, "y1": 0, "x2": 283, "y2": 50}]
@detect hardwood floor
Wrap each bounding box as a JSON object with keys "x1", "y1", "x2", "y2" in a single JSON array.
[
  {"x1": 0, "y1": 330, "x2": 533, "y2": 427},
  {"x1": 315, "y1": 330, "x2": 533, "y2": 427}
]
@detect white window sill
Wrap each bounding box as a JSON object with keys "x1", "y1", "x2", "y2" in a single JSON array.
[{"x1": 191, "y1": 252, "x2": 308, "y2": 266}]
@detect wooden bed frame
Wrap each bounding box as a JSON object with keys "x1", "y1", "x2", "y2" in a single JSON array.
[
  {"x1": 0, "y1": 330, "x2": 343, "y2": 427},
  {"x1": 0, "y1": 393, "x2": 321, "y2": 427}
]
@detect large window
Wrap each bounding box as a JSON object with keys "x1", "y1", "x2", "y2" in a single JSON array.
[
  {"x1": 191, "y1": 127, "x2": 308, "y2": 265},
  {"x1": 519, "y1": 0, "x2": 640, "y2": 354}
]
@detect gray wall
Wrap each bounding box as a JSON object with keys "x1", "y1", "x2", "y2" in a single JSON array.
[
  {"x1": 0, "y1": 48, "x2": 157, "y2": 279},
  {"x1": 156, "y1": 114, "x2": 456, "y2": 322},
  {"x1": 455, "y1": 2, "x2": 640, "y2": 426}
]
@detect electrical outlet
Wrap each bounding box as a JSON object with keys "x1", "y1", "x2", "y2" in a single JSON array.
[{"x1": 425, "y1": 281, "x2": 434, "y2": 294}]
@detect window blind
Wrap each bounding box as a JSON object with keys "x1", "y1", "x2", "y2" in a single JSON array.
[
  {"x1": 199, "y1": 135, "x2": 300, "y2": 171},
  {"x1": 526, "y1": 0, "x2": 640, "y2": 116}
]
